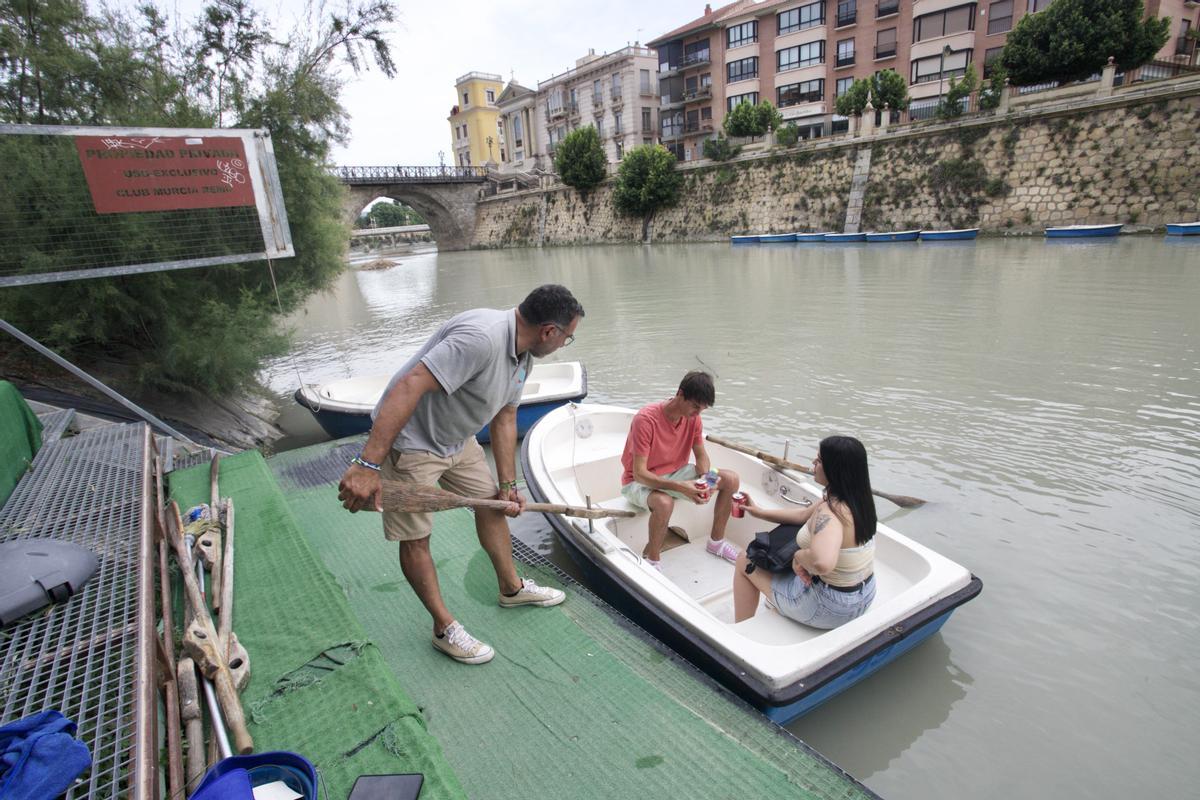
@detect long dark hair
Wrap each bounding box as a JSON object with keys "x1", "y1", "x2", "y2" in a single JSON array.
[{"x1": 819, "y1": 436, "x2": 877, "y2": 546}]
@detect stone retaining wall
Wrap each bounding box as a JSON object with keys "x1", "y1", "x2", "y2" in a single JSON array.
[{"x1": 472, "y1": 87, "x2": 1200, "y2": 248}]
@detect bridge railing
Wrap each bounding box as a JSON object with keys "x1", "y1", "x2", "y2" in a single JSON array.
[{"x1": 333, "y1": 165, "x2": 488, "y2": 183}]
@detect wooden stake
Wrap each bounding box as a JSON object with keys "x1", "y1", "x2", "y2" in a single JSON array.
[{"x1": 380, "y1": 481, "x2": 636, "y2": 519}]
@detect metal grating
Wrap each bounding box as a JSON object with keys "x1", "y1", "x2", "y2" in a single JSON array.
[
  {"x1": 36, "y1": 408, "x2": 76, "y2": 443},
  {"x1": 0, "y1": 421, "x2": 154, "y2": 800}
]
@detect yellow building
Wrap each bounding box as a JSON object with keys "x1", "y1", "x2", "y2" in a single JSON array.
[{"x1": 447, "y1": 71, "x2": 505, "y2": 167}]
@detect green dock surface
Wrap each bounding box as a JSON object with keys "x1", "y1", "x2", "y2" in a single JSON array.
[{"x1": 171, "y1": 439, "x2": 875, "y2": 799}]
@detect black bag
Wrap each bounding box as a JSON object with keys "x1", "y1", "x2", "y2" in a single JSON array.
[{"x1": 744, "y1": 524, "x2": 801, "y2": 574}]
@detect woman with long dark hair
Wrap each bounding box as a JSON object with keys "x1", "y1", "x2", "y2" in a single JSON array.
[{"x1": 731, "y1": 436, "x2": 878, "y2": 628}]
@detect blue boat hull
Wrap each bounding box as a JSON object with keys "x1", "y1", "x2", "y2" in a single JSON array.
[
  {"x1": 730, "y1": 235, "x2": 760, "y2": 244},
  {"x1": 920, "y1": 229, "x2": 979, "y2": 241},
  {"x1": 1165, "y1": 223, "x2": 1200, "y2": 236},
  {"x1": 521, "y1": 428, "x2": 982, "y2": 724},
  {"x1": 794, "y1": 233, "x2": 829, "y2": 242},
  {"x1": 1044, "y1": 225, "x2": 1122, "y2": 238},
  {"x1": 865, "y1": 231, "x2": 920, "y2": 242},
  {"x1": 823, "y1": 233, "x2": 866, "y2": 242},
  {"x1": 758, "y1": 234, "x2": 797, "y2": 242},
  {"x1": 296, "y1": 390, "x2": 587, "y2": 443}
]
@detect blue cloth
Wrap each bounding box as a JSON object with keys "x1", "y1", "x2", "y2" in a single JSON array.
[{"x1": 0, "y1": 710, "x2": 91, "y2": 799}]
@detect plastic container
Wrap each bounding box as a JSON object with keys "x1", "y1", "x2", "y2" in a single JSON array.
[{"x1": 192, "y1": 751, "x2": 318, "y2": 800}]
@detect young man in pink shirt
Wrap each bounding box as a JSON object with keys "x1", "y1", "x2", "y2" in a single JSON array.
[{"x1": 619, "y1": 371, "x2": 741, "y2": 570}]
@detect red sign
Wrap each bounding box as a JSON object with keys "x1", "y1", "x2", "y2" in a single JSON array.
[{"x1": 75, "y1": 135, "x2": 257, "y2": 214}]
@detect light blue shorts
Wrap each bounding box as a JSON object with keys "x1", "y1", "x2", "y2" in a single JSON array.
[
  {"x1": 770, "y1": 574, "x2": 876, "y2": 630},
  {"x1": 620, "y1": 464, "x2": 699, "y2": 509}
]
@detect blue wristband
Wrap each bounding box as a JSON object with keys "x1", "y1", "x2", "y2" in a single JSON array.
[{"x1": 351, "y1": 455, "x2": 381, "y2": 472}]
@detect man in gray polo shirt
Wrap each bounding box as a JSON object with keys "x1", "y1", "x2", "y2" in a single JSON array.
[{"x1": 337, "y1": 284, "x2": 585, "y2": 664}]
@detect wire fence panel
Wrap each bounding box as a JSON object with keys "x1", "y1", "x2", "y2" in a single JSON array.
[{"x1": 0, "y1": 125, "x2": 293, "y2": 287}]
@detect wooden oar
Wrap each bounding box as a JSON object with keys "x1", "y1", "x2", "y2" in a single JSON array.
[
  {"x1": 706, "y1": 435, "x2": 927, "y2": 508},
  {"x1": 380, "y1": 481, "x2": 636, "y2": 519}
]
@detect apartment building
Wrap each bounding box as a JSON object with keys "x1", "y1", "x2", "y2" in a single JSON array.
[
  {"x1": 447, "y1": 71, "x2": 506, "y2": 167},
  {"x1": 649, "y1": 0, "x2": 1200, "y2": 160},
  {"x1": 534, "y1": 46, "x2": 661, "y2": 165}
]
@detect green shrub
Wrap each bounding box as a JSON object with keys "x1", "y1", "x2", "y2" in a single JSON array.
[
  {"x1": 775, "y1": 123, "x2": 800, "y2": 147},
  {"x1": 702, "y1": 135, "x2": 740, "y2": 161}
]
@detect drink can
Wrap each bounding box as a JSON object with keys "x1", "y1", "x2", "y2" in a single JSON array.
[
  {"x1": 731, "y1": 491, "x2": 747, "y2": 518},
  {"x1": 694, "y1": 478, "x2": 709, "y2": 501}
]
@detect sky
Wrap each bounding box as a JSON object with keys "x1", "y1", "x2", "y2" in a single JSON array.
[{"x1": 135, "y1": 0, "x2": 711, "y2": 166}]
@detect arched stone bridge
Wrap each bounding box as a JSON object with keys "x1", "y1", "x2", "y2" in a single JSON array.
[{"x1": 334, "y1": 166, "x2": 489, "y2": 251}]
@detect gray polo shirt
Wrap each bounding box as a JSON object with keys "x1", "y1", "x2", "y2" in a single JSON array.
[{"x1": 373, "y1": 307, "x2": 531, "y2": 457}]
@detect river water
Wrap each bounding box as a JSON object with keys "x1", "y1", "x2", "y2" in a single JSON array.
[{"x1": 260, "y1": 238, "x2": 1200, "y2": 799}]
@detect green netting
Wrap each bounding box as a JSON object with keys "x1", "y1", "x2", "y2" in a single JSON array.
[
  {"x1": 168, "y1": 451, "x2": 465, "y2": 799},
  {"x1": 0, "y1": 381, "x2": 42, "y2": 507},
  {"x1": 268, "y1": 440, "x2": 873, "y2": 800}
]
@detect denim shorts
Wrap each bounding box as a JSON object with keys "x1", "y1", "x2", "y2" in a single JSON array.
[{"x1": 770, "y1": 573, "x2": 876, "y2": 630}]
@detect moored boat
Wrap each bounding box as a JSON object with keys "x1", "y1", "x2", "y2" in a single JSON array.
[
  {"x1": 521, "y1": 403, "x2": 981, "y2": 723},
  {"x1": 295, "y1": 361, "x2": 587, "y2": 442},
  {"x1": 730, "y1": 235, "x2": 760, "y2": 244},
  {"x1": 822, "y1": 232, "x2": 867, "y2": 243},
  {"x1": 1044, "y1": 223, "x2": 1123, "y2": 238},
  {"x1": 864, "y1": 230, "x2": 921, "y2": 242},
  {"x1": 794, "y1": 232, "x2": 833, "y2": 242},
  {"x1": 1165, "y1": 222, "x2": 1200, "y2": 236},
  {"x1": 919, "y1": 228, "x2": 979, "y2": 241},
  {"x1": 758, "y1": 233, "x2": 798, "y2": 243}
]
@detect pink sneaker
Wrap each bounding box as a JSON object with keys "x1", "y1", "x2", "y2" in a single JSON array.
[{"x1": 706, "y1": 538, "x2": 739, "y2": 563}]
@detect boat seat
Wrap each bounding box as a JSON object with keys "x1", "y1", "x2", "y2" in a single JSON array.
[{"x1": 595, "y1": 496, "x2": 645, "y2": 516}]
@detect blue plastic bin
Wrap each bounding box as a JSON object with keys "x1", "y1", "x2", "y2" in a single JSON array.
[{"x1": 192, "y1": 751, "x2": 318, "y2": 800}]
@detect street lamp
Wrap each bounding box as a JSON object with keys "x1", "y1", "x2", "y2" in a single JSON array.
[
  {"x1": 939, "y1": 44, "x2": 954, "y2": 113},
  {"x1": 486, "y1": 135, "x2": 495, "y2": 163},
  {"x1": 438, "y1": 150, "x2": 445, "y2": 173}
]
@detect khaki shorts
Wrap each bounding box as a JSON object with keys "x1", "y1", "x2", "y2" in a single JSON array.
[{"x1": 381, "y1": 437, "x2": 497, "y2": 541}]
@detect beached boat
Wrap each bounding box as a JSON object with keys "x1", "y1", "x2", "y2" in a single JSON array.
[
  {"x1": 730, "y1": 235, "x2": 760, "y2": 244},
  {"x1": 1044, "y1": 224, "x2": 1123, "y2": 238},
  {"x1": 822, "y1": 232, "x2": 867, "y2": 243},
  {"x1": 1165, "y1": 222, "x2": 1200, "y2": 236},
  {"x1": 794, "y1": 232, "x2": 833, "y2": 242},
  {"x1": 295, "y1": 361, "x2": 587, "y2": 442},
  {"x1": 864, "y1": 230, "x2": 921, "y2": 242},
  {"x1": 758, "y1": 233, "x2": 798, "y2": 243},
  {"x1": 521, "y1": 404, "x2": 981, "y2": 723},
  {"x1": 919, "y1": 228, "x2": 979, "y2": 241}
]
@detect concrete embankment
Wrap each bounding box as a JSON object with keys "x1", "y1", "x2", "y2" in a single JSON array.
[{"x1": 473, "y1": 80, "x2": 1200, "y2": 247}]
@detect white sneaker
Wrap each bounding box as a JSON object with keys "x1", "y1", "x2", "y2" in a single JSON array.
[
  {"x1": 432, "y1": 621, "x2": 494, "y2": 664},
  {"x1": 498, "y1": 578, "x2": 566, "y2": 608}
]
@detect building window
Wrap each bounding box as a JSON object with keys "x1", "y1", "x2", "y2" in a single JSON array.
[
  {"x1": 727, "y1": 56, "x2": 759, "y2": 83},
  {"x1": 914, "y1": 4, "x2": 976, "y2": 42},
  {"x1": 836, "y1": 38, "x2": 855, "y2": 67},
  {"x1": 727, "y1": 92, "x2": 759, "y2": 112},
  {"x1": 616, "y1": 141, "x2": 624, "y2": 159},
  {"x1": 983, "y1": 46, "x2": 1004, "y2": 77},
  {"x1": 836, "y1": 77, "x2": 854, "y2": 96},
  {"x1": 612, "y1": 73, "x2": 622, "y2": 98},
  {"x1": 837, "y1": 0, "x2": 857, "y2": 26},
  {"x1": 701, "y1": 106, "x2": 713, "y2": 120},
  {"x1": 644, "y1": 137, "x2": 653, "y2": 147},
  {"x1": 593, "y1": 79, "x2": 602, "y2": 102},
  {"x1": 877, "y1": 0, "x2": 899, "y2": 16},
  {"x1": 831, "y1": 115, "x2": 849, "y2": 133},
  {"x1": 911, "y1": 49, "x2": 972, "y2": 83},
  {"x1": 596, "y1": 118, "x2": 604, "y2": 138},
  {"x1": 614, "y1": 111, "x2": 623, "y2": 134},
  {"x1": 778, "y1": 1, "x2": 825, "y2": 35},
  {"x1": 777, "y1": 40, "x2": 825, "y2": 71},
  {"x1": 640, "y1": 69, "x2": 652, "y2": 93},
  {"x1": 642, "y1": 107, "x2": 652, "y2": 132},
  {"x1": 987, "y1": 1, "x2": 1012, "y2": 35},
  {"x1": 512, "y1": 115, "x2": 523, "y2": 148},
  {"x1": 486, "y1": 89, "x2": 495, "y2": 103},
  {"x1": 777, "y1": 79, "x2": 825, "y2": 106},
  {"x1": 684, "y1": 38, "x2": 710, "y2": 65},
  {"x1": 1030, "y1": 0, "x2": 1051, "y2": 10},
  {"x1": 462, "y1": 92, "x2": 469, "y2": 105},
  {"x1": 876, "y1": 27, "x2": 897, "y2": 59},
  {"x1": 727, "y1": 20, "x2": 758, "y2": 48}
]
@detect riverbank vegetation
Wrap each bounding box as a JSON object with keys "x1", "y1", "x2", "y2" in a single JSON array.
[{"x1": 0, "y1": 0, "x2": 396, "y2": 395}]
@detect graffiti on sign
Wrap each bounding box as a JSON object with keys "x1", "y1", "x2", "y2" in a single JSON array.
[{"x1": 75, "y1": 135, "x2": 256, "y2": 214}]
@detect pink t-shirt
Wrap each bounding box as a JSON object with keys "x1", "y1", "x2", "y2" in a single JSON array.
[{"x1": 620, "y1": 401, "x2": 703, "y2": 485}]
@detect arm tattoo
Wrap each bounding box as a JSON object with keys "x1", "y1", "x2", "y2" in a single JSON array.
[{"x1": 812, "y1": 512, "x2": 832, "y2": 535}]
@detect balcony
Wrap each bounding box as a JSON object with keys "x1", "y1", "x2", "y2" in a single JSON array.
[
  {"x1": 592, "y1": 93, "x2": 603, "y2": 108},
  {"x1": 545, "y1": 100, "x2": 578, "y2": 120},
  {"x1": 660, "y1": 126, "x2": 686, "y2": 142},
  {"x1": 684, "y1": 121, "x2": 714, "y2": 135},
  {"x1": 660, "y1": 94, "x2": 686, "y2": 111},
  {"x1": 876, "y1": 0, "x2": 899, "y2": 17},
  {"x1": 875, "y1": 44, "x2": 897, "y2": 59},
  {"x1": 683, "y1": 86, "x2": 713, "y2": 103},
  {"x1": 680, "y1": 50, "x2": 711, "y2": 70},
  {"x1": 610, "y1": 88, "x2": 624, "y2": 107},
  {"x1": 836, "y1": 9, "x2": 857, "y2": 27},
  {"x1": 1175, "y1": 36, "x2": 1196, "y2": 58},
  {"x1": 836, "y1": 54, "x2": 856, "y2": 68}
]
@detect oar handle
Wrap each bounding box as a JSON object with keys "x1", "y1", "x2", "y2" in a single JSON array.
[
  {"x1": 463, "y1": 497, "x2": 635, "y2": 519},
  {"x1": 705, "y1": 435, "x2": 927, "y2": 508}
]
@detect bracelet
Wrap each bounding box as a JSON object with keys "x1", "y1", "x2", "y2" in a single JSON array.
[
  {"x1": 351, "y1": 455, "x2": 381, "y2": 472},
  {"x1": 498, "y1": 479, "x2": 518, "y2": 491}
]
